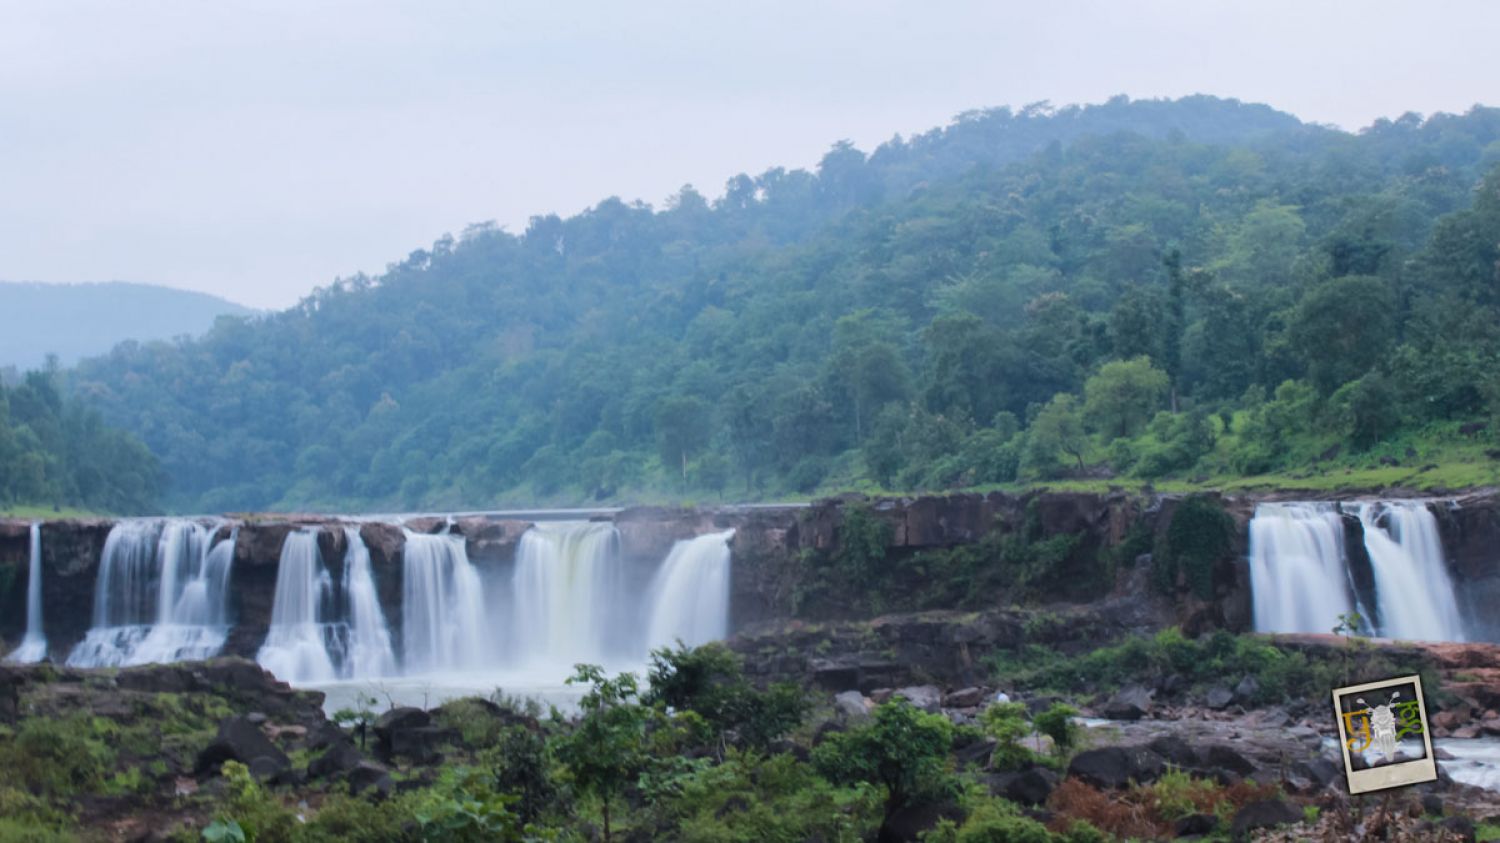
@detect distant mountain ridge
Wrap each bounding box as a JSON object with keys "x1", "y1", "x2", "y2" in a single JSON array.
[{"x1": 0, "y1": 281, "x2": 254, "y2": 372}]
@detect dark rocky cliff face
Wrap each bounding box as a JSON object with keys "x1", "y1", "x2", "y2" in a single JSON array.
[{"x1": 4, "y1": 489, "x2": 1497, "y2": 662}]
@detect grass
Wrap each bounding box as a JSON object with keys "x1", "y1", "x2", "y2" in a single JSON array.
[{"x1": 0, "y1": 504, "x2": 105, "y2": 519}]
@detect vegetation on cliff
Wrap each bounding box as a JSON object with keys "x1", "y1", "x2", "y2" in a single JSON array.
[
  {"x1": 4, "y1": 633, "x2": 1480, "y2": 843},
  {"x1": 0, "y1": 365, "x2": 163, "y2": 515},
  {"x1": 37, "y1": 96, "x2": 1499, "y2": 512}
]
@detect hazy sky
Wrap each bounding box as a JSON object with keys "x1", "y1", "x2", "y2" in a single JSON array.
[{"x1": 2, "y1": 1, "x2": 1495, "y2": 310}]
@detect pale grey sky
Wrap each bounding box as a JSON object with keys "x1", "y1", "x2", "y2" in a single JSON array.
[{"x1": 1, "y1": 1, "x2": 1495, "y2": 309}]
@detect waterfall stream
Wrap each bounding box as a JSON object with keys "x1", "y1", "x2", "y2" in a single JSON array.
[
  {"x1": 1249, "y1": 500, "x2": 1466, "y2": 641},
  {"x1": 5, "y1": 522, "x2": 47, "y2": 664},
  {"x1": 256, "y1": 529, "x2": 339, "y2": 683},
  {"x1": 67, "y1": 520, "x2": 236, "y2": 667},
  {"x1": 645, "y1": 529, "x2": 734, "y2": 651},
  {"x1": 510, "y1": 521, "x2": 623, "y2": 669},
  {"x1": 401, "y1": 529, "x2": 489, "y2": 674},
  {"x1": 342, "y1": 526, "x2": 397, "y2": 678}
]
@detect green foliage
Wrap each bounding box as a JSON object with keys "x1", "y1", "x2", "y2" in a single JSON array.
[
  {"x1": 979, "y1": 702, "x2": 1034, "y2": 771},
  {"x1": 202, "y1": 820, "x2": 247, "y2": 843},
  {"x1": 0, "y1": 713, "x2": 116, "y2": 797},
  {"x1": 0, "y1": 368, "x2": 162, "y2": 513},
  {"x1": 411, "y1": 768, "x2": 525, "y2": 843},
  {"x1": 1153, "y1": 496, "x2": 1235, "y2": 598},
  {"x1": 553, "y1": 665, "x2": 651, "y2": 842},
  {"x1": 645, "y1": 642, "x2": 808, "y2": 750},
  {"x1": 812, "y1": 699, "x2": 956, "y2": 814},
  {"x1": 34, "y1": 100, "x2": 1500, "y2": 508},
  {"x1": 1032, "y1": 702, "x2": 1080, "y2": 756}
]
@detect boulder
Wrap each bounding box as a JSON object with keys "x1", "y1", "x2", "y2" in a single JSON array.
[
  {"x1": 1147, "y1": 735, "x2": 1199, "y2": 768},
  {"x1": 1103, "y1": 685, "x2": 1153, "y2": 721},
  {"x1": 348, "y1": 762, "x2": 394, "y2": 799},
  {"x1": 1205, "y1": 686, "x2": 1234, "y2": 710},
  {"x1": 834, "y1": 691, "x2": 873, "y2": 719},
  {"x1": 1202, "y1": 744, "x2": 1256, "y2": 777},
  {"x1": 1067, "y1": 746, "x2": 1164, "y2": 790},
  {"x1": 1230, "y1": 799, "x2": 1300, "y2": 839},
  {"x1": 309, "y1": 742, "x2": 365, "y2": 779},
  {"x1": 386, "y1": 726, "x2": 456, "y2": 764},
  {"x1": 1003, "y1": 767, "x2": 1059, "y2": 806},
  {"x1": 944, "y1": 687, "x2": 985, "y2": 708},
  {"x1": 1174, "y1": 813, "x2": 1218, "y2": 836},
  {"x1": 196, "y1": 715, "x2": 291, "y2": 775},
  {"x1": 1440, "y1": 816, "x2": 1476, "y2": 843},
  {"x1": 374, "y1": 706, "x2": 430, "y2": 735},
  {"x1": 1232, "y1": 675, "x2": 1260, "y2": 705},
  {"x1": 1291, "y1": 758, "x2": 1339, "y2": 790},
  {"x1": 895, "y1": 685, "x2": 943, "y2": 713}
]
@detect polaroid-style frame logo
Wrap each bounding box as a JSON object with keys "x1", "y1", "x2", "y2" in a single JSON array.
[{"x1": 1332, "y1": 674, "x2": 1437, "y2": 794}]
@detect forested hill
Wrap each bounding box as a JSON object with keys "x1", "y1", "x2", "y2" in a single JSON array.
[
  {"x1": 63, "y1": 95, "x2": 1500, "y2": 513},
  {"x1": 0, "y1": 281, "x2": 253, "y2": 372}
]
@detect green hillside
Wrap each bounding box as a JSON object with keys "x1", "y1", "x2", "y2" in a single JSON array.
[{"x1": 60, "y1": 95, "x2": 1500, "y2": 513}]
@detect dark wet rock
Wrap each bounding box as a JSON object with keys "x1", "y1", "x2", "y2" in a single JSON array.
[
  {"x1": 1205, "y1": 685, "x2": 1234, "y2": 710},
  {"x1": 1003, "y1": 767, "x2": 1058, "y2": 806},
  {"x1": 954, "y1": 738, "x2": 997, "y2": 769},
  {"x1": 1441, "y1": 816, "x2": 1476, "y2": 842},
  {"x1": 1230, "y1": 799, "x2": 1300, "y2": 839},
  {"x1": 1232, "y1": 675, "x2": 1259, "y2": 704},
  {"x1": 1174, "y1": 813, "x2": 1217, "y2": 836},
  {"x1": 1103, "y1": 685, "x2": 1153, "y2": 720},
  {"x1": 1422, "y1": 793, "x2": 1444, "y2": 816},
  {"x1": 309, "y1": 742, "x2": 364, "y2": 779},
  {"x1": 1291, "y1": 757, "x2": 1339, "y2": 791},
  {"x1": 1067, "y1": 745, "x2": 1164, "y2": 789},
  {"x1": 879, "y1": 797, "x2": 962, "y2": 843},
  {"x1": 1148, "y1": 735, "x2": 1198, "y2": 767},
  {"x1": 196, "y1": 715, "x2": 290, "y2": 775},
  {"x1": 387, "y1": 726, "x2": 456, "y2": 765},
  {"x1": 248, "y1": 756, "x2": 282, "y2": 781},
  {"x1": 348, "y1": 761, "x2": 394, "y2": 799},
  {"x1": 1203, "y1": 744, "x2": 1256, "y2": 777},
  {"x1": 944, "y1": 687, "x2": 984, "y2": 708},
  {"x1": 374, "y1": 706, "x2": 430, "y2": 734}
]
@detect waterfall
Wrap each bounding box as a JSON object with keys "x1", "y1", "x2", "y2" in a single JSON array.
[
  {"x1": 1357, "y1": 502, "x2": 1465, "y2": 642},
  {"x1": 510, "y1": 521, "x2": 622, "y2": 669},
  {"x1": 5, "y1": 523, "x2": 47, "y2": 664},
  {"x1": 342, "y1": 527, "x2": 397, "y2": 678},
  {"x1": 1248, "y1": 500, "x2": 1466, "y2": 642},
  {"x1": 67, "y1": 520, "x2": 235, "y2": 667},
  {"x1": 256, "y1": 530, "x2": 339, "y2": 683},
  {"x1": 1248, "y1": 503, "x2": 1358, "y2": 634},
  {"x1": 402, "y1": 530, "x2": 488, "y2": 674},
  {"x1": 644, "y1": 530, "x2": 734, "y2": 652}
]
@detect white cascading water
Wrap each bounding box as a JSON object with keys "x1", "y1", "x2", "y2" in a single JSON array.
[
  {"x1": 257, "y1": 529, "x2": 338, "y2": 682},
  {"x1": 342, "y1": 526, "x2": 397, "y2": 678},
  {"x1": 1248, "y1": 503, "x2": 1357, "y2": 634},
  {"x1": 402, "y1": 529, "x2": 488, "y2": 674},
  {"x1": 644, "y1": 529, "x2": 734, "y2": 652},
  {"x1": 67, "y1": 520, "x2": 236, "y2": 667},
  {"x1": 1357, "y1": 502, "x2": 1465, "y2": 642},
  {"x1": 5, "y1": 522, "x2": 47, "y2": 664},
  {"x1": 510, "y1": 521, "x2": 622, "y2": 669},
  {"x1": 1249, "y1": 500, "x2": 1466, "y2": 642}
]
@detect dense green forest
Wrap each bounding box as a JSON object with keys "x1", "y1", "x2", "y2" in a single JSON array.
[
  {"x1": 60, "y1": 95, "x2": 1500, "y2": 513},
  {"x1": 0, "y1": 365, "x2": 163, "y2": 513}
]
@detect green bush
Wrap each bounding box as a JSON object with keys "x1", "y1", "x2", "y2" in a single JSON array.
[
  {"x1": 1154, "y1": 496, "x2": 1234, "y2": 598},
  {"x1": 813, "y1": 699, "x2": 955, "y2": 814}
]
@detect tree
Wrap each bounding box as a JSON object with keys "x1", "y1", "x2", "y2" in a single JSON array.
[
  {"x1": 812, "y1": 699, "x2": 955, "y2": 819},
  {"x1": 1289, "y1": 275, "x2": 1395, "y2": 394},
  {"x1": 1082, "y1": 356, "x2": 1170, "y2": 439},
  {"x1": 553, "y1": 665, "x2": 650, "y2": 843},
  {"x1": 1023, "y1": 394, "x2": 1088, "y2": 476},
  {"x1": 654, "y1": 396, "x2": 712, "y2": 483}
]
